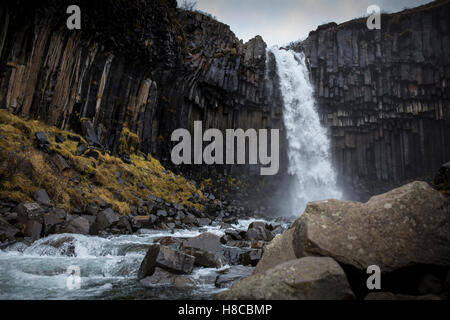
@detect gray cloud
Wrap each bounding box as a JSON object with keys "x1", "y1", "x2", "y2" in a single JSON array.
[{"x1": 195, "y1": 0, "x2": 433, "y2": 46}]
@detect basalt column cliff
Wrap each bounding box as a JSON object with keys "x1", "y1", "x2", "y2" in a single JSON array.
[
  {"x1": 291, "y1": 0, "x2": 450, "y2": 199},
  {"x1": 1, "y1": 0, "x2": 449, "y2": 205},
  {"x1": 0, "y1": 0, "x2": 286, "y2": 172},
  {"x1": 0, "y1": 0, "x2": 288, "y2": 211}
]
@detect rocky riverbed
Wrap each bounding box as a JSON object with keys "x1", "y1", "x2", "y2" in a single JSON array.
[
  {"x1": 0, "y1": 106, "x2": 293, "y2": 300},
  {"x1": 0, "y1": 217, "x2": 290, "y2": 300},
  {"x1": 1, "y1": 163, "x2": 449, "y2": 300},
  {"x1": 216, "y1": 179, "x2": 450, "y2": 300},
  {"x1": 1, "y1": 0, "x2": 450, "y2": 301}
]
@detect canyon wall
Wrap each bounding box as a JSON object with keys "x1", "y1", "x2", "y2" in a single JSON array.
[
  {"x1": 292, "y1": 0, "x2": 450, "y2": 199},
  {"x1": 0, "y1": 0, "x2": 286, "y2": 176},
  {"x1": 161, "y1": 10, "x2": 287, "y2": 177},
  {"x1": 0, "y1": 0, "x2": 183, "y2": 156},
  {"x1": 0, "y1": 0, "x2": 287, "y2": 213},
  {"x1": 2, "y1": 0, "x2": 448, "y2": 206}
]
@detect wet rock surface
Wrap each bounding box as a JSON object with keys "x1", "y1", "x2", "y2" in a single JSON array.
[
  {"x1": 215, "y1": 265, "x2": 254, "y2": 289},
  {"x1": 139, "y1": 268, "x2": 197, "y2": 289},
  {"x1": 137, "y1": 245, "x2": 161, "y2": 280}
]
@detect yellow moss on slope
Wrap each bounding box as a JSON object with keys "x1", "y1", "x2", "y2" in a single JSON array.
[
  {"x1": 0, "y1": 109, "x2": 205, "y2": 214},
  {"x1": 118, "y1": 127, "x2": 140, "y2": 155}
]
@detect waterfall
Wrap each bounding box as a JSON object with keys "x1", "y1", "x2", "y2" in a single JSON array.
[{"x1": 270, "y1": 47, "x2": 342, "y2": 215}]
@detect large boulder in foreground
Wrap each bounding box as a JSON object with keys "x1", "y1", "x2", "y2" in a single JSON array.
[
  {"x1": 293, "y1": 181, "x2": 450, "y2": 272},
  {"x1": 253, "y1": 228, "x2": 296, "y2": 274},
  {"x1": 215, "y1": 257, "x2": 354, "y2": 300}
]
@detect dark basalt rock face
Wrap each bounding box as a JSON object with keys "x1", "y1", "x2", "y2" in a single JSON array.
[
  {"x1": 170, "y1": 11, "x2": 287, "y2": 176},
  {"x1": 290, "y1": 0, "x2": 450, "y2": 199},
  {"x1": 1, "y1": 0, "x2": 449, "y2": 205},
  {"x1": 0, "y1": 1, "x2": 286, "y2": 166},
  {"x1": 0, "y1": 0, "x2": 182, "y2": 157},
  {"x1": 0, "y1": 0, "x2": 288, "y2": 211}
]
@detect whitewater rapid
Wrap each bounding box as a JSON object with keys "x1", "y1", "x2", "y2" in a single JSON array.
[
  {"x1": 0, "y1": 219, "x2": 261, "y2": 300},
  {"x1": 270, "y1": 47, "x2": 342, "y2": 215}
]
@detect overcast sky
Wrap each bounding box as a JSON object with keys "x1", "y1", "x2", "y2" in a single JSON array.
[{"x1": 193, "y1": 0, "x2": 433, "y2": 46}]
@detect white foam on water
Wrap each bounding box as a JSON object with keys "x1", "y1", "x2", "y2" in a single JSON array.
[{"x1": 0, "y1": 205, "x2": 285, "y2": 299}]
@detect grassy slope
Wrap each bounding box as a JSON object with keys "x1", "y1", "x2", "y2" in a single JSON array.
[{"x1": 0, "y1": 109, "x2": 205, "y2": 214}]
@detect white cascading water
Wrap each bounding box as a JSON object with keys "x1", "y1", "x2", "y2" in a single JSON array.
[
  {"x1": 270, "y1": 47, "x2": 342, "y2": 215},
  {"x1": 0, "y1": 219, "x2": 267, "y2": 299}
]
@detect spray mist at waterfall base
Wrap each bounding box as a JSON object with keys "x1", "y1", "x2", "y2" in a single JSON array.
[{"x1": 270, "y1": 47, "x2": 342, "y2": 216}]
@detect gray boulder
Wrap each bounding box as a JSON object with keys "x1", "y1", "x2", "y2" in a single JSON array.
[
  {"x1": 215, "y1": 265, "x2": 253, "y2": 289},
  {"x1": 181, "y1": 232, "x2": 226, "y2": 268},
  {"x1": 254, "y1": 228, "x2": 296, "y2": 274},
  {"x1": 225, "y1": 229, "x2": 242, "y2": 240},
  {"x1": 117, "y1": 216, "x2": 132, "y2": 233},
  {"x1": 292, "y1": 182, "x2": 450, "y2": 272},
  {"x1": 182, "y1": 233, "x2": 223, "y2": 252},
  {"x1": 51, "y1": 154, "x2": 70, "y2": 172},
  {"x1": 35, "y1": 132, "x2": 48, "y2": 145},
  {"x1": 182, "y1": 246, "x2": 225, "y2": 268},
  {"x1": 96, "y1": 208, "x2": 120, "y2": 230},
  {"x1": 215, "y1": 257, "x2": 355, "y2": 300},
  {"x1": 43, "y1": 209, "x2": 67, "y2": 235},
  {"x1": 64, "y1": 216, "x2": 91, "y2": 235},
  {"x1": 15, "y1": 202, "x2": 44, "y2": 222},
  {"x1": 15, "y1": 203, "x2": 44, "y2": 239},
  {"x1": 24, "y1": 220, "x2": 42, "y2": 239},
  {"x1": 33, "y1": 189, "x2": 51, "y2": 206},
  {"x1": 76, "y1": 144, "x2": 88, "y2": 156},
  {"x1": 198, "y1": 218, "x2": 212, "y2": 226},
  {"x1": 85, "y1": 203, "x2": 98, "y2": 215},
  {"x1": 222, "y1": 246, "x2": 247, "y2": 265},
  {"x1": 240, "y1": 249, "x2": 263, "y2": 267},
  {"x1": 246, "y1": 222, "x2": 274, "y2": 242},
  {"x1": 0, "y1": 217, "x2": 20, "y2": 242},
  {"x1": 137, "y1": 244, "x2": 161, "y2": 280},
  {"x1": 156, "y1": 246, "x2": 195, "y2": 274},
  {"x1": 140, "y1": 267, "x2": 196, "y2": 288}
]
